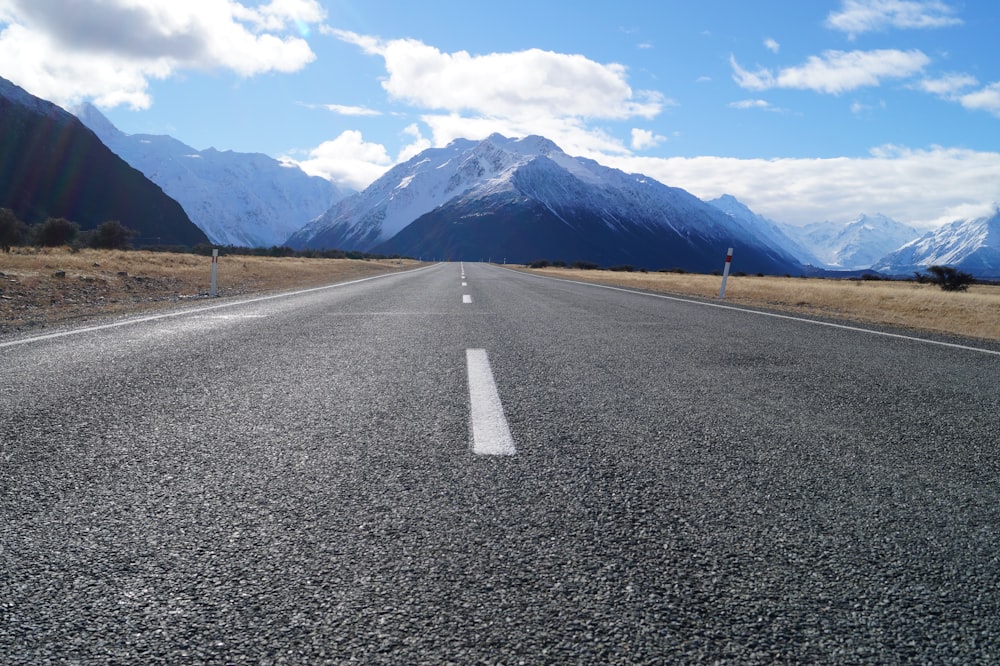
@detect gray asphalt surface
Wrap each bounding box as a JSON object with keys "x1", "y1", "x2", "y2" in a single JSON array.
[{"x1": 2, "y1": 262, "x2": 999, "y2": 664}]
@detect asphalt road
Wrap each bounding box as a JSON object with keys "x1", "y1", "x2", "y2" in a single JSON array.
[{"x1": 2, "y1": 262, "x2": 999, "y2": 664}]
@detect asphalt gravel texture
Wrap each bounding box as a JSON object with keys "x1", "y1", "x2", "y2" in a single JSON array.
[{"x1": 2, "y1": 262, "x2": 999, "y2": 664}]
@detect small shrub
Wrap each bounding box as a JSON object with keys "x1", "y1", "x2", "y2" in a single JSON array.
[
  {"x1": 571, "y1": 260, "x2": 599, "y2": 270},
  {"x1": 923, "y1": 265, "x2": 974, "y2": 292},
  {"x1": 528, "y1": 259, "x2": 550, "y2": 268},
  {"x1": 608, "y1": 264, "x2": 635, "y2": 272},
  {"x1": 33, "y1": 217, "x2": 79, "y2": 247},
  {"x1": 87, "y1": 220, "x2": 137, "y2": 250},
  {"x1": 0, "y1": 208, "x2": 29, "y2": 252}
]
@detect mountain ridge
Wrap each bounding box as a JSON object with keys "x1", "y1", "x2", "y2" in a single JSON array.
[
  {"x1": 291, "y1": 134, "x2": 803, "y2": 274},
  {"x1": 74, "y1": 102, "x2": 347, "y2": 248},
  {"x1": 0, "y1": 77, "x2": 207, "y2": 247},
  {"x1": 873, "y1": 210, "x2": 1000, "y2": 277}
]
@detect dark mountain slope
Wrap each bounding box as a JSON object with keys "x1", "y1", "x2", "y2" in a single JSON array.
[{"x1": 0, "y1": 77, "x2": 207, "y2": 246}]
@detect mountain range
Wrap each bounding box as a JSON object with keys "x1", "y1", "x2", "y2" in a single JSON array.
[
  {"x1": 873, "y1": 210, "x2": 1000, "y2": 277},
  {"x1": 74, "y1": 103, "x2": 348, "y2": 248},
  {"x1": 4, "y1": 77, "x2": 997, "y2": 276},
  {"x1": 782, "y1": 214, "x2": 921, "y2": 270},
  {"x1": 0, "y1": 76, "x2": 207, "y2": 247},
  {"x1": 288, "y1": 134, "x2": 803, "y2": 274}
]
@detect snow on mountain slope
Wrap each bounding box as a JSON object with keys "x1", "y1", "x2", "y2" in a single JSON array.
[
  {"x1": 706, "y1": 195, "x2": 824, "y2": 266},
  {"x1": 288, "y1": 134, "x2": 566, "y2": 250},
  {"x1": 75, "y1": 103, "x2": 347, "y2": 248},
  {"x1": 873, "y1": 209, "x2": 1000, "y2": 277},
  {"x1": 289, "y1": 134, "x2": 802, "y2": 273},
  {"x1": 782, "y1": 213, "x2": 920, "y2": 269}
]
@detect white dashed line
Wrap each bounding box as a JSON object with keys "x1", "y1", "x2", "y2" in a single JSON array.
[
  {"x1": 462, "y1": 282, "x2": 467, "y2": 286},
  {"x1": 463, "y1": 294, "x2": 472, "y2": 303},
  {"x1": 466, "y1": 349, "x2": 516, "y2": 455}
]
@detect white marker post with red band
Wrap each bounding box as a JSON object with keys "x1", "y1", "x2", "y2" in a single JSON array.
[
  {"x1": 210, "y1": 249, "x2": 218, "y2": 298},
  {"x1": 718, "y1": 247, "x2": 733, "y2": 299}
]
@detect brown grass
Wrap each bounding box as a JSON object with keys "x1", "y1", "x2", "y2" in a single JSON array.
[
  {"x1": 519, "y1": 267, "x2": 1000, "y2": 342},
  {"x1": 0, "y1": 247, "x2": 423, "y2": 336}
]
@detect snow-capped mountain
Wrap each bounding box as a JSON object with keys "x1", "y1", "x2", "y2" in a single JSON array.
[
  {"x1": 0, "y1": 77, "x2": 207, "y2": 246},
  {"x1": 873, "y1": 209, "x2": 1000, "y2": 277},
  {"x1": 706, "y1": 195, "x2": 824, "y2": 267},
  {"x1": 75, "y1": 103, "x2": 347, "y2": 248},
  {"x1": 290, "y1": 134, "x2": 802, "y2": 274},
  {"x1": 782, "y1": 213, "x2": 920, "y2": 269}
]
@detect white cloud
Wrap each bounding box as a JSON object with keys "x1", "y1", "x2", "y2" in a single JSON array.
[
  {"x1": 0, "y1": 0, "x2": 324, "y2": 109},
  {"x1": 764, "y1": 38, "x2": 780, "y2": 54},
  {"x1": 396, "y1": 123, "x2": 432, "y2": 163},
  {"x1": 631, "y1": 128, "x2": 666, "y2": 150},
  {"x1": 607, "y1": 145, "x2": 1000, "y2": 229},
  {"x1": 960, "y1": 83, "x2": 1000, "y2": 118},
  {"x1": 294, "y1": 130, "x2": 392, "y2": 190},
  {"x1": 914, "y1": 72, "x2": 978, "y2": 96},
  {"x1": 335, "y1": 31, "x2": 668, "y2": 121},
  {"x1": 731, "y1": 49, "x2": 930, "y2": 94},
  {"x1": 730, "y1": 99, "x2": 773, "y2": 110},
  {"x1": 317, "y1": 103, "x2": 382, "y2": 117},
  {"x1": 826, "y1": 0, "x2": 962, "y2": 38}
]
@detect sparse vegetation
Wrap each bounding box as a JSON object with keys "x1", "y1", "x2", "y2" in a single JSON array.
[
  {"x1": 32, "y1": 217, "x2": 79, "y2": 247},
  {"x1": 83, "y1": 220, "x2": 138, "y2": 250},
  {"x1": 920, "y1": 265, "x2": 975, "y2": 292},
  {"x1": 0, "y1": 247, "x2": 423, "y2": 336},
  {"x1": 0, "y1": 208, "x2": 29, "y2": 253},
  {"x1": 517, "y1": 265, "x2": 1000, "y2": 342}
]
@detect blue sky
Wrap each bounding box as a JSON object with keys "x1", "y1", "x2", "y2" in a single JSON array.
[{"x1": 1, "y1": 0, "x2": 998, "y2": 228}]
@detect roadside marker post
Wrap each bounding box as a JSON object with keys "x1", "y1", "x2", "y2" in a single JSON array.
[
  {"x1": 718, "y1": 247, "x2": 733, "y2": 299},
  {"x1": 210, "y1": 249, "x2": 218, "y2": 298}
]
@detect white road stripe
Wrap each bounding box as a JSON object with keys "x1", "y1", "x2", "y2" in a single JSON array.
[
  {"x1": 462, "y1": 282, "x2": 467, "y2": 286},
  {"x1": 463, "y1": 294, "x2": 472, "y2": 303},
  {"x1": 466, "y1": 349, "x2": 516, "y2": 455}
]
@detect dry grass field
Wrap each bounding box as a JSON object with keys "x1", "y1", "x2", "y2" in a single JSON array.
[
  {"x1": 0, "y1": 247, "x2": 422, "y2": 336},
  {"x1": 521, "y1": 266, "x2": 1000, "y2": 342},
  {"x1": 2, "y1": 248, "x2": 997, "y2": 342}
]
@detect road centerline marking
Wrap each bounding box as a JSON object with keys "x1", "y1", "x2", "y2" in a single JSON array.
[
  {"x1": 463, "y1": 294, "x2": 472, "y2": 303},
  {"x1": 466, "y1": 349, "x2": 516, "y2": 456}
]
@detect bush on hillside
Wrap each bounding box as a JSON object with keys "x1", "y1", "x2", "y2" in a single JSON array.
[
  {"x1": 85, "y1": 220, "x2": 137, "y2": 250},
  {"x1": 0, "y1": 208, "x2": 29, "y2": 253},
  {"x1": 33, "y1": 217, "x2": 79, "y2": 247}
]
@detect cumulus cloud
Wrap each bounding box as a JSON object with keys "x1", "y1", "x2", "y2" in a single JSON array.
[
  {"x1": 911, "y1": 74, "x2": 1000, "y2": 118},
  {"x1": 630, "y1": 128, "x2": 666, "y2": 150},
  {"x1": 333, "y1": 30, "x2": 667, "y2": 121},
  {"x1": 607, "y1": 145, "x2": 1000, "y2": 229},
  {"x1": 764, "y1": 38, "x2": 780, "y2": 54},
  {"x1": 396, "y1": 123, "x2": 433, "y2": 163},
  {"x1": 914, "y1": 72, "x2": 978, "y2": 96},
  {"x1": 294, "y1": 130, "x2": 393, "y2": 190},
  {"x1": 731, "y1": 49, "x2": 930, "y2": 94},
  {"x1": 960, "y1": 83, "x2": 1000, "y2": 118},
  {"x1": 0, "y1": 0, "x2": 324, "y2": 108},
  {"x1": 826, "y1": 0, "x2": 962, "y2": 38}
]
